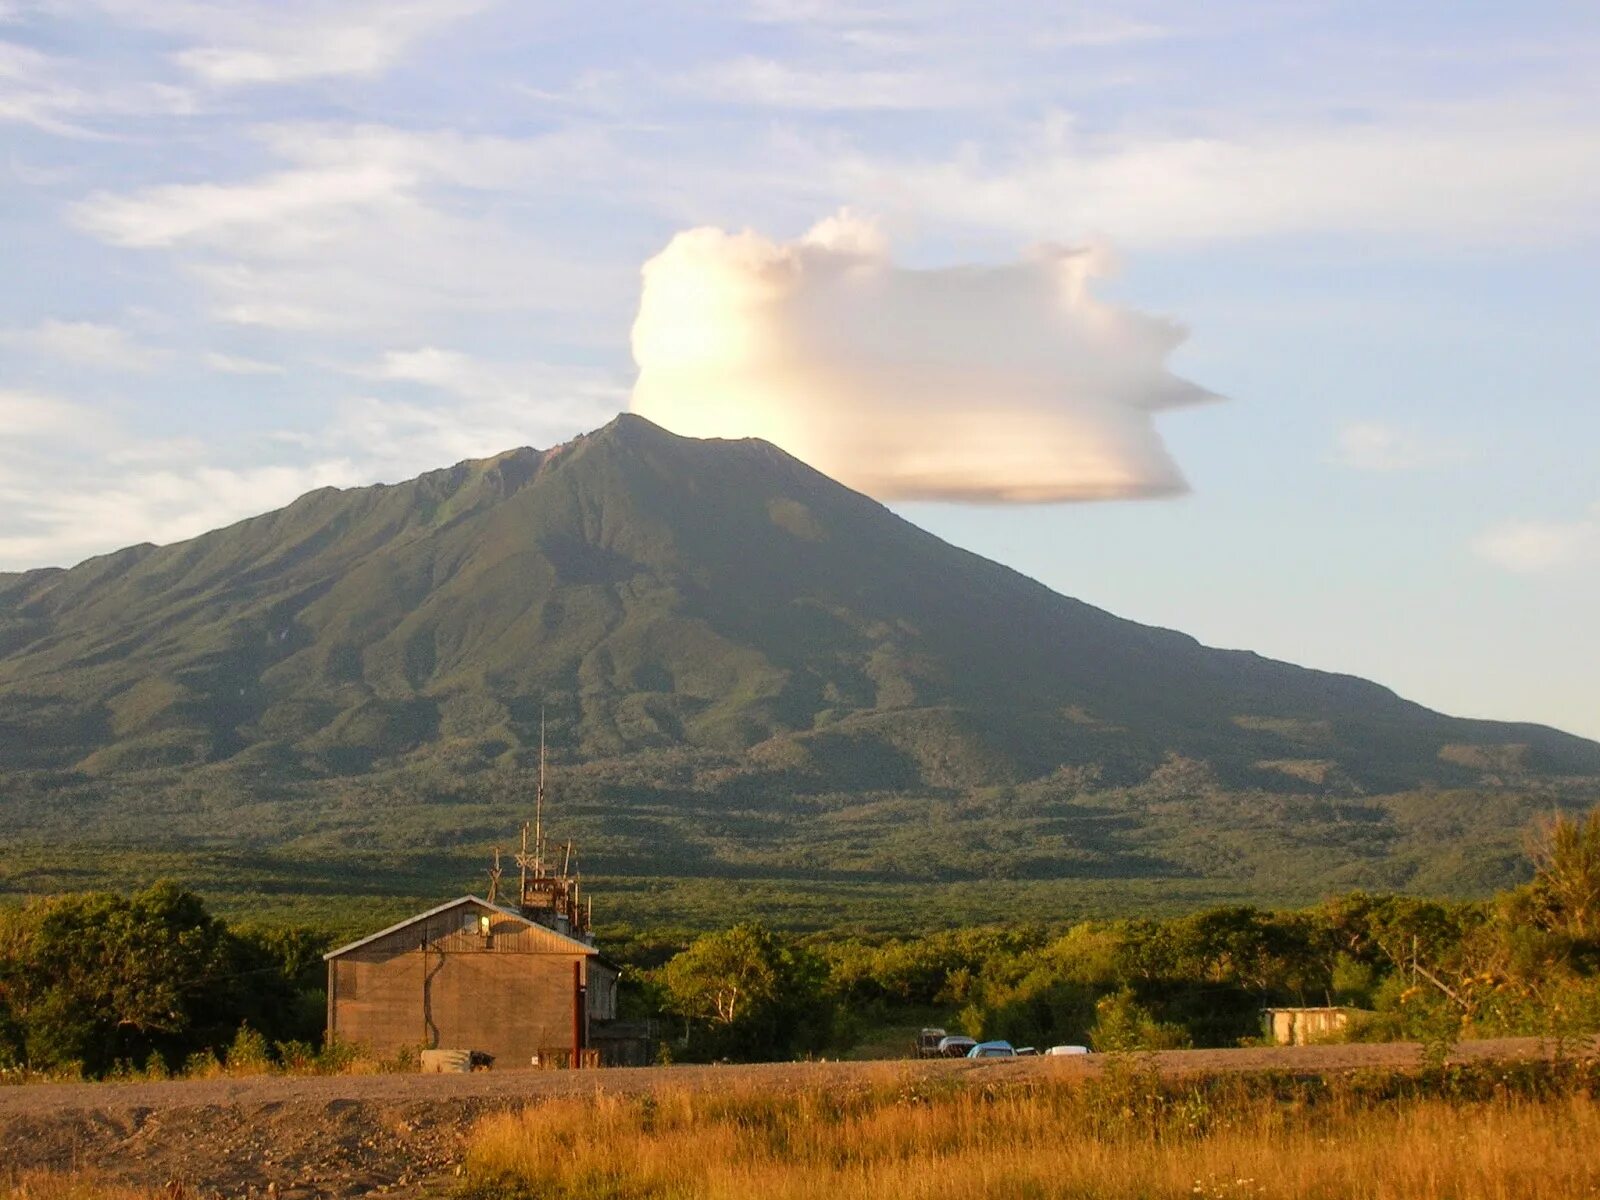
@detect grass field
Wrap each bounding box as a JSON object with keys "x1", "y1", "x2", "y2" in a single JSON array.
[
  {"x1": 461, "y1": 1060, "x2": 1600, "y2": 1200},
  {"x1": 2, "y1": 1049, "x2": 1595, "y2": 1198}
]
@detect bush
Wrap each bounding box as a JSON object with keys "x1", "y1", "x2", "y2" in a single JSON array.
[
  {"x1": 181, "y1": 1050, "x2": 220, "y2": 1079},
  {"x1": 1089, "y1": 988, "x2": 1191, "y2": 1052},
  {"x1": 224, "y1": 1024, "x2": 273, "y2": 1075},
  {"x1": 274, "y1": 1039, "x2": 318, "y2": 1073}
]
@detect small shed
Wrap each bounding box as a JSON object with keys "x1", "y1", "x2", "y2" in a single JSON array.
[
  {"x1": 1263, "y1": 1006, "x2": 1354, "y2": 1046},
  {"x1": 325, "y1": 895, "x2": 621, "y2": 1066}
]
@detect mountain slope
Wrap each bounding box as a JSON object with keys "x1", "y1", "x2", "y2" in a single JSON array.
[{"x1": 2, "y1": 414, "x2": 1597, "y2": 901}]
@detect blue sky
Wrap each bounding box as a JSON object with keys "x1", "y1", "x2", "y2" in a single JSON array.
[{"x1": 1, "y1": 1, "x2": 1597, "y2": 738}]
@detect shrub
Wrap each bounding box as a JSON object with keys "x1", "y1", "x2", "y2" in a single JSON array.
[
  {"x1": 1090, "y1": 988, "x2": 1191, "y2": 1051},
  {"x1": 224, "y1": 1024, "x2": 273, "y2": 1075}
]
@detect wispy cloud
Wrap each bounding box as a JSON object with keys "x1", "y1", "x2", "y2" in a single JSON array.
[
  {"x1": 103, "y1": 436, "x2": 208, "y2": 465},
  {"x1": 72, "y1": 160, "x2": 409, "y2": 249},
  {"x1": 1042, "y1": 18, "x2": 1171, "y2": 48},
  {"x1": 348, "y1": 346, "x2": 625, "y2": 461},
  {"x1": 0, "y1": 342, "x2": 622, "y2": 570},
  {"x1": 88, "y1": 0, "x2": 490, "y2": 87},
  {"x1": 0, "y1": 457, "x2": 365, "y2": 567},
  {"x1": 1474, "y1": 505, "x2": 1600, "y2": 573},
  {"x1": 0, "y1": 319, "x2": 163, "y2": 371},
  {"x1": 743, "y1": 0, "x2": 899, "y2": 28},
  {"x1": 0, "y1": 388, "x2": 84, "y2": 437},
  {"x1": 0, "y1": 40, "x2": 192, "y2": 135},
  {"x1": 815, "y1": 99, "x2": 1600, "y2": 247},
  {"x1": 71, "y1": 123, "x2": 622, "y2": 331},
  {"x1": 204, "y1": 351, "x2": 284, "y2": 375},
  {"x1": 0, "y1": 335, "x2": 626, "y2": 571},
  {"x1": 677, "y1": 56, "x2": 980, "y2": 110},
  {"x1": 1331, "y1": 421, "x2": 1471, "y2": 472}
]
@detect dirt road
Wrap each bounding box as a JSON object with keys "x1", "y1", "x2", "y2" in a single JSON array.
[{"x1": 0, "y1": 1037, "x2": 1587, "y2": 1198}]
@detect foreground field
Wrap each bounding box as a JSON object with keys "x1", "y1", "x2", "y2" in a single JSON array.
[
  {"x1": 1, "y1": 1038, "x2": 1594, "y2": 1199},
  {"x1": 467, "y1": 1063, "x2": 1600, "y2": 1200}
]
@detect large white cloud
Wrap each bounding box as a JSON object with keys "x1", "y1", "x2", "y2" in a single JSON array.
[{"x1": 629, "y1": 215, "x2": 1216, "y2": 502}]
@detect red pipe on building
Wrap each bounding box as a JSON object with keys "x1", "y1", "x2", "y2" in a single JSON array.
[{"x1": 572, "y1": 959, "x2": 583, "y2": 1069}]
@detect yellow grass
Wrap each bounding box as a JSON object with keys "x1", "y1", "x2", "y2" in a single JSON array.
[
  {"x1": 0, "y1": 1171, "x2": 159, "y2": 1200},
  {"x1": 463, "y1": 1064, "x2": 1600, "y2": 1200}
]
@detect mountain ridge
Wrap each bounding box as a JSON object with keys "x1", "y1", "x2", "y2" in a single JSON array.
[{"x1": 2, "y1": 413, "x2": 1596, "y2": 903}]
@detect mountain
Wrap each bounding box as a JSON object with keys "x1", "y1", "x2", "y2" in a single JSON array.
[{"x1": 2, "y1": 414, "x2": 1597, "y2": 912}]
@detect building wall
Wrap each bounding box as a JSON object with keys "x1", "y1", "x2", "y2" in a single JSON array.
[
  {"x1": 1266, "y1": 1008, "x2": 1351, "y2": 1046},
  {"x1": 587, "y1": 961, "x2": 619, "y2": 1021},
  {"x1": 327, "y1": 899, "x2": 612, "y2": 1066}
]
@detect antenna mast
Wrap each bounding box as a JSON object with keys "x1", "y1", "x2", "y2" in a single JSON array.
[
  {"x1": 502, "y1": 703, "x2": 591, "y2": 938},
  {"x1": 487, "y1": 846, "x2": 503, "y2": 906},
  {"x1": 536, "y1": 707, "x2": 546, "y2": 877},
  {"x1": 518, "y1": 821, "x2": 530, "y2": 898}
]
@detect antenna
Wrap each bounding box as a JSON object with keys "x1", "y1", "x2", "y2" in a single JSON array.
[
  {"x1": 487, "y1": 846, "x2": 503, "y2": 906},
  {"x1": 518, "y1": 821, "x2": 530, "y2": 898},
  {"x1": 535, "y1": 706, "x2": 546, "y2": 877}
]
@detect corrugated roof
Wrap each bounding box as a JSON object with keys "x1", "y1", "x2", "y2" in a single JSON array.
[{"x1": 322, "y1": 894, "x2": 600, "y2": 960}]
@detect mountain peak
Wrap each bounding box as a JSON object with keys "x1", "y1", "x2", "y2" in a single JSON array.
[{"x1": 1, "y1": 416, "x2": 1596, "y2": 900}]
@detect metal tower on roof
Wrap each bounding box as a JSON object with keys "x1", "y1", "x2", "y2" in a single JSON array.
[{"x1": 504, "y1": 706, "x2": 590, "y2": 939}]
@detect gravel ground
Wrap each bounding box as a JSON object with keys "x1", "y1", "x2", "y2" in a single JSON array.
[{"x1": 0, "y1": 1036, "x2": 1587, "y2": 1199}]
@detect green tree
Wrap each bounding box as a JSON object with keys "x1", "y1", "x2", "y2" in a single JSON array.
[
  {"x1": 1526, "y1": 807, "x2": 1600, "y2": 940},
  {"x1": 1088, "y1": 988, "x2": 1190, "y2": 1052},
  {"x1": 659, "y1": 922, "x2": 835, "y2": 1060},
  {"x1": 0, "y1": 882, "x2": 254, "y2": 1075}
]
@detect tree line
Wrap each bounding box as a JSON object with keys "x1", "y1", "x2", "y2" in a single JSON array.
[
  {"x1": 644, "y1": 806, "x2": 1600, "y2": 1059},
  {"x1": 3, "y1": 808, "x2": 1598, "y2": 1076}
]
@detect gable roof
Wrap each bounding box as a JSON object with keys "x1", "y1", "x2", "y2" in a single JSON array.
[{"x1": 323, "y1": 894, "x2": 600, "y2": 960}]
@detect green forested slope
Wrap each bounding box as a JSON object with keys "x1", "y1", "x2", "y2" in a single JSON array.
[{"x1": 1, "y1": 414, "x2": 1596, "y2": 912}]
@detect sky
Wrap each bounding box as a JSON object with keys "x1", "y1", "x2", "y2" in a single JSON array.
[{"x1": 0, "y1": 1, "x2": 1597, "y2": 739}]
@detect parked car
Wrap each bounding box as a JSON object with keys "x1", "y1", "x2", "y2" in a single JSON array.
[
  {"x1": 937, "y1": 1035, "x2": 978, "y2": 1058},
  {"x1": 915, "y1": 1027, "x2": 948, "y2": 1058},
  {"x1": 1046, "y1": 1045, "x2": 1090, "y2": 1056},
  {"x1": 966, "y1": 1040, "x2": 1018, "y2": 1059}
]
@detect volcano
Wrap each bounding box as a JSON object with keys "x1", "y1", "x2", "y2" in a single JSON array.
[{"x1": 2, "y1": 415, "x2": 1595, "y2": 900}]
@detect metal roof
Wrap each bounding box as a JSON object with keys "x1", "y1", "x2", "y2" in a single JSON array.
[{"x1": 322, "y1": 894, "x2": 600, "y2": 960}]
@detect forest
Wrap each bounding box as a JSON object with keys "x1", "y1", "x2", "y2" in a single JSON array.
[{"x1": 2, "y1": 807, "x2": 1597, "y2": 1079}]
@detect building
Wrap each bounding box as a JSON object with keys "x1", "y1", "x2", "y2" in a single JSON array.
[
  {"x1": 324, "y1": 894, "x2": 623, "y2": 1067},
  {"x1": 325, "y1": 721, "x2": 655, "y2": 1067},
  {"x1": 1262, "y1": 1006, "x2": 1355, "y2": 1046}
]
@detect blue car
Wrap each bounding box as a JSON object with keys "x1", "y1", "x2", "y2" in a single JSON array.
[{"x1": 966, "y1": 1040, "x2": 1018, "y2": 1059}]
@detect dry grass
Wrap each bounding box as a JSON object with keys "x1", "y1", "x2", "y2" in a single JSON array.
[
  {"x1": 463, "y1": 1061, "x2": 1600, "y2": 1200},
  {"x1": 0, "y1": 1171, "x2": 161, "y2": 1200}
]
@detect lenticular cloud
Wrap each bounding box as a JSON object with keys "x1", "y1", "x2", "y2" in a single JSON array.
[{"x1": 629, "y1": 215, "x2": 1218, "y2": 503}]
